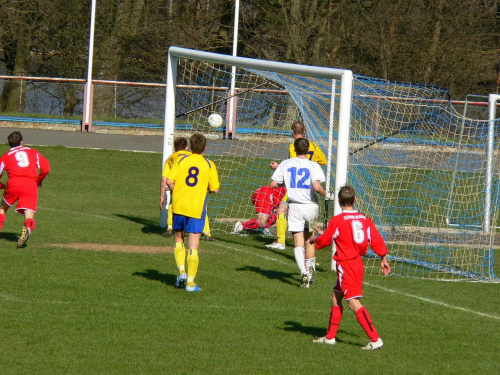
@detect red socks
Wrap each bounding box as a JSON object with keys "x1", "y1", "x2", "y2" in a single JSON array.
[
  {"x1": 24, "y1": 218, "x2": 36, "y2": 232},
  {"x1": 0, "y1": 213, "x2": 5, "y2": 230},
  {"x1": 355, "y1": 307, "x2": 380, "y2": 342},
  {"x1": 326, "y1": 306, "x2": 343, "y2": 340}
]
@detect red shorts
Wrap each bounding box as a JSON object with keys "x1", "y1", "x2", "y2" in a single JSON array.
[
  {"x1": 2, "y1": 179, "x2": 38, "y2": 213},
  {"x1": 251, "y1": 187, "x2": 274, "y2": 216},
  {"x1": 333, "y1": 257, "x2": 365, "y2": 300}
]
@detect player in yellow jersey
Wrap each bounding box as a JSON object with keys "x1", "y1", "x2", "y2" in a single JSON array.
[
  {"x1": 166, "y1": 133, "x2": 220, "y2": 292},
  {"x1": 266, "y1": 121, "x2": 328, "y2": 250},
  {"x1": 160, "y1": 137, "x2": 215, "y2": 240}
]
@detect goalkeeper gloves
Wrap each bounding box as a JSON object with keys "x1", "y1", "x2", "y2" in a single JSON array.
[{"x1": 324, "y1": 192, "x2": 335, "y2": 200}]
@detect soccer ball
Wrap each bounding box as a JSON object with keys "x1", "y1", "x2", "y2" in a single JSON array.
[{"x1": 208, "y1": 113, "x2": 224, "y2": 128}]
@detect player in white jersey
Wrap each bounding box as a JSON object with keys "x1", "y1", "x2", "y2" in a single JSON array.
[{"x1": 269, "y1": 138, "x2": 333, "y2": 288}]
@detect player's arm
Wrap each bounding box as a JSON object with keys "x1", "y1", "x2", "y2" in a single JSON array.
[
  {"x1": 166, "y1": 161, "x2": 178, "y2": 192},
  {"x1": 36, "y1": 153, "x2": 51, "y2": 186},
  {"x1": 310, "y1": 219, "x2": 335, "y2": 249},
  {"x1": 314, "y1": 145, "x2": 328, "y2": 165},
  {"x1": 208, "y1": 161, "x2": 220, "y2": 194},
  {"x1": 313, "y1": 180, "x2": 327, "y2": 197},
  {"x1": 367, "y1": 217, "x2": 391, "y2": 275},
  {"x1": 160, "y1": 162, "x2": 171, "y2": 208}
]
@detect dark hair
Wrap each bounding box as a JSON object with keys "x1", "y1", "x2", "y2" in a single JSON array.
[
  {"x1": 291, "y1": 121, "x2": 306, "y2": 135},
  {"x1": 338, "y1": 185, "x2": 356, "y2": 207},
  {"x1": 173, "y1": 137, "x2": 188, "y2": 152},
  {"x1": 294, "y1": 138, "x2": 309, "y2": 155},
  {"x1": 189, "y1": 133, "x2": 207, "y2": 154},
  {"x1": 8, "y1": 131, "x2": 23, "y2": 147}
]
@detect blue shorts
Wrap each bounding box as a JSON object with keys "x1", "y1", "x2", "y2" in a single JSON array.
[{"x1": 173, "y1": 213, "x2": 205, "y2": 234}]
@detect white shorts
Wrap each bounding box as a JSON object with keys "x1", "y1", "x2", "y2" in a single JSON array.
[{"x1": 287, "y1": 203, "x2": 319, "y2": 232}]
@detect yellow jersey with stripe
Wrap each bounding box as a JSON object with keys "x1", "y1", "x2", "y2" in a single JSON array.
[
  {"x1": 162, "y1": 150, "x2": 192, "y2": 178},
  {"x1": 168, "y1": 153, "x2": 220, "y2": 219},
  {"x1": 288, "y1": 140, "x2": 327, "y2": 165}
]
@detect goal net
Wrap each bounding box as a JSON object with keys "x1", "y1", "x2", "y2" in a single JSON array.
[{"x1": 163, "y1": 47, "x2": 500, "y2": 281}]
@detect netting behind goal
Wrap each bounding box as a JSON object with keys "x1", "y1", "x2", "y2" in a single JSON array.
[{"x1": 164, "y1": 47, "x2": 499, "y2": 281}]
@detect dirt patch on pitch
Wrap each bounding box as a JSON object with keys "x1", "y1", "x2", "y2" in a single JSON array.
[{"x1": 47, "y1": 243, "x2": 173, "y2": 254}]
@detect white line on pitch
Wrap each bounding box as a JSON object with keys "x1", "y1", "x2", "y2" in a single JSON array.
[
  {"x1": 39, "y1": 206, "x2": 126, "y2": 223},
  {"x1": 213, "y1": 242, "x2": 291, "y2": 266},
  {"x1": 364, "y1": 282, "x2": 500, "y2": 321}
]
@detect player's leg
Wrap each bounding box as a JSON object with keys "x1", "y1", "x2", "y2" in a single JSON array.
[
  {"x1": 304, "y1": 230, "x2": 316, "y2": 285},
  {"x1": 344, "y1": 258, "x2": 383, "y2": 349},
  {"x1": 303, "y1": 204, "x2": 319, "y2": 284},
  {"x1": 347, "y1": 297, "x2": 383, "y2": 349},
  {"x1": 0, "y1": 199, "x2": 10, "y2": 231},
  {"x1": 185, "y1": 215, "x2": 205, "y2": 292},
  {"x1": 202, "y1": 214, "x2": 216, "y2": 241},
  {"x1": 163, "y1": 202, "x2": 173, "y2": 237},
  {"x1": 265, "y1": 199, "x2": 287, "y2": 250},
  {"x1": 314, "y1": 289, "x2": 344, "y2": 345},
  {"x1": 16, "y1": 185, "x2": 38, "y2": 247},
  {"x1": 172, "y1": 214, "x2": 187, "y2": 288},
  {"x1": 276, "y1": 202, "x2": 288, "y2": 244},
  {"x1": 292, "y1": 232, "x2": 309, "y2": 288}
]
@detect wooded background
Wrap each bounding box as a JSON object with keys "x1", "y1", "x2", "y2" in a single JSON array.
[{"x1": 0, "y1": 0, "x2": 498, "y2": 107}]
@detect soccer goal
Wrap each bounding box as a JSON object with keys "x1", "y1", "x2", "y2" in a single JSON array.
[{"x1": 162, "y1": 46, "x2": 500, "y2": 281}]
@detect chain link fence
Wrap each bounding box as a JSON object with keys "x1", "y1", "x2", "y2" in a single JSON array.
[
  {"x1": 0, "y1": 76, "x2": 166, "y2": 130},
  {"x1": 0, "y1": 75, "x2": 495, "y2": 132}
]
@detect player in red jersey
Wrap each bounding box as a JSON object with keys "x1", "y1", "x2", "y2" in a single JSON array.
[
  {"x1": 309, "y1": 185, "x2": 390, "y2": 350},
  {"x1": 232, "y1": 185, "x2": 287, "y2": 234},
  {"x1": 0, "y1": 131, "x2": 50, "y2": 247}
]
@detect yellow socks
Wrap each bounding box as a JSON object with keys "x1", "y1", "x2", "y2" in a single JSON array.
[
  {"x1": 276, "y1": 214, "x2": 287, "y2": 244},
  {"x1": 187, "y1": 249, "x2": 199, "y2": 287},
  {"x1": 174, "y1": 242, "x2": 186, "y2": 274}
]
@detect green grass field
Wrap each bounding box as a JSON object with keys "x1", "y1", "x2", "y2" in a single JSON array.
[{"x1": 0, "y1": 145, "x2": 499, "y2": 374}]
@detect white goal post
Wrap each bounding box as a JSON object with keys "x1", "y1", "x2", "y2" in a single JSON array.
[{"x1": 162, "y1": 46, "x2": 353, "y2": 216}]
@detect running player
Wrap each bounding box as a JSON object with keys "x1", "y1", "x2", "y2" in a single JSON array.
[{"x1": 0, "y1": 131, "x2": 50, "y2": 247}]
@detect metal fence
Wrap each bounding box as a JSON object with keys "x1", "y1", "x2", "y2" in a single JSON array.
[{"x1": 0, "y1": 75, "x2": 495, "y2": 132}]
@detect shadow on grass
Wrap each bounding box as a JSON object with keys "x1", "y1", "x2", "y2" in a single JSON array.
[
  {"x1": 132, "y1": 269, "x2": 177, "y2": 287},
  {"x1": 235, "y1": 265, "x2": 297, "y2": 286},
  {"x1": 115, "y1": 214, "x2": 164, "y2": 235},
  {"x1": 282, "y1": 320, "x2": 361, "y2": 347},
  {"x1": 0, "y1": 232, "x2": 18, "y2": 243}
]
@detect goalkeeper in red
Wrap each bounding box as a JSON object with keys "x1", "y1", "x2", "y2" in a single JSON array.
[
  {"x1": 309, "y1": 185, "x2": 390, "y2": 350},
  {"x1": 0, "y1": 131, "x2": 50, "y2": 247}
]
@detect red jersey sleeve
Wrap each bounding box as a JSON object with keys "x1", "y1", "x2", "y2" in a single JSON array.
[
  {"x1": 366, "y1": 217, "x2": 388, "y2": 256},
  {"x1": 36, "y1": 152, "x2": 50, "y2": 185},
  {"x1": 315, "y1": 217, "x2": 337, "y2": 250}
]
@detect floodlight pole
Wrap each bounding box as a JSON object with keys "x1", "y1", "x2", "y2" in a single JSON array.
[
  {"x1": 82, "y1": 0, "x2": 96, "y2": 132},
  {"x1": 227, "y1": 0, "x2": 240, "y2": 139}
]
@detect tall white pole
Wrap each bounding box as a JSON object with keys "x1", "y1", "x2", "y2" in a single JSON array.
[
  {"x1": 82, "y1": 0, "x2": 96, "y2": 132},
  {"x1": 228, "y1": 0, "x2": 240, "y2": 137},
  {"x1": 485, "y1": 94, "x2": 498, "y2": 232}
]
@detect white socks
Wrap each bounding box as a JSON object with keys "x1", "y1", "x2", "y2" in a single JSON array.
[{"x1": 294, "y1": 247, "x2": 307, "y2": 274}]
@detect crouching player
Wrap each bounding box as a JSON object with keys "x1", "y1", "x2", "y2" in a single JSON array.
[
  {"x1": 232, "y1": 185, "x2": 287, "y2": 235},
  {"x1": 309, "y1": 185, "x2": 390, "y2": 349}
]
